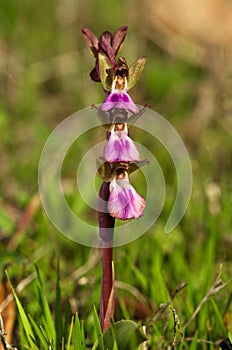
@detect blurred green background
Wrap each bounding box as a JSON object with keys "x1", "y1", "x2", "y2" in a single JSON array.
[{"x1": 0, "y1": 0, "x2": 232, "y2": 348}]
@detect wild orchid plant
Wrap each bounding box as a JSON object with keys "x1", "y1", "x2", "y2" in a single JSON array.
[{"x1": 82, "y1": 26, "x2": 148, "y2": 332}]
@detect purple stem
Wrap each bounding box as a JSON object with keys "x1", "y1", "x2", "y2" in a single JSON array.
[{"x1": 98, "y1": 181, "x2": 115, "y2": 332}]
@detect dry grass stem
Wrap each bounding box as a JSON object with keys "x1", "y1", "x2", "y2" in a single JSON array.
[
  {"x1": 183, "y1": 264, "x2": 227, "y2": 330},
  {"x1": 115, "y1": 280, "x2": 148, "y2": 305},
  {"x1": 0, "y1": 313, "x2": 17, "y2": 350},
  {"x1": 71, "y1": 249, "x2": 101, "y2": 280}
]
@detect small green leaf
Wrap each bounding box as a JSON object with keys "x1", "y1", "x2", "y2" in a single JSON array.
[
  {"x1": 127, "y1": 57, "x2": 147, "y2": 91},
  {"x1": 96, "y1": 320, "x2": 147, "y2": 350},
  {"x1": 98, "y1": 52, "x2": 113, "y2": 91}
]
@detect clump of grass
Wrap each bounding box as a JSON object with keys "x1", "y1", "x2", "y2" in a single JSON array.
[{"x1": 2, "y1": 266, "x2": 147, "y2": 349}]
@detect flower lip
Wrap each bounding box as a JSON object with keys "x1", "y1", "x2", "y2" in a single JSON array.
[
  {"x1": 103, "y1": 123, "x2": 141, "y2": 163},
  {"x1": 108, "y1": 171, "x2": 146, "y2": 220},
  {"x1": 100, "y1": 93, "x2": 139, "y2": 114},
  {"x1": 100, "y1": 77, "x2": 139, "y2": 114}
]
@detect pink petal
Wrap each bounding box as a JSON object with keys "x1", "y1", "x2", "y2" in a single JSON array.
[
  {"x1": 108, "y1": 176, "x2": 146, "y2": 220},
  {"x1": 121, "y1": 135, "x2": 140, "y2": 161},
  {"x1": 100, "y1": 92, "x2": 139, "y2": 114},
  {"x1": 103, "y1": 128, "x2": 140, "y2": 162}
]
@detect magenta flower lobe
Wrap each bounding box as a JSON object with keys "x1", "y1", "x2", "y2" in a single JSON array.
[
  {"x1": 108, "y1": 172, "x2": 146, "y2": 220},
  {"x1": 103, "y1": 124, "x2": 140, "y2": 162}
]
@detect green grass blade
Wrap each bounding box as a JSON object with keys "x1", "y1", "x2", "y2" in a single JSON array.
[
  {"x1": 110, "y1": 320, "x2": 118, "y2": 350},
  {"x1": 92, "y1": 305, "x2": 104, "y2": 350},
  {"x1": 126, "y1": 255, "x2": 148, "y2": 290},
  {"x1": 73, "y1": 312, "x2": 85, "y2": 350},
  {"x1": 189, "y1": 332, "x2": 198, "y2": 350},
  {"x1": 118, "y1": 297, "x2": 130, "y2": 320},
  {"x1": 211, "y1": 299, "x2": 227, "y2": 336},
  {"x1": 73, "y1": 312, "x2": 81, "y2": 350},
  {"x1": 55, "y1": 259, "x2": 63, "y2": 350},
  {"x1": 64, "y1": 302, "x2": 72, "y2": 346},
  {"x1": 35, "y1": 265, "x2": 56, "y2": 344},
  {"x1": 81, "y1": 320, "x2": 86, "y2": 348},
  {"x1": 6, "y1": 271, "x2": 38, "y2": 349},
  {"x1": 229, "y1": 332, "x2": 232, "y2": 343},
  {"x1": 18, "y1": 316, "x2": 28, "y2": 348},
  {"x1": 223, "y1": 290, "x2": 232, "y2": 315},
  {"x1": 28, "y1": 314, "x2": 48, "y2": 349},
  {"x1": 39, "y1": 325, "x2": 53, "y2": 346},
  {"x1": 66, "y1": 316, "x2": 74, "y2": 350}
]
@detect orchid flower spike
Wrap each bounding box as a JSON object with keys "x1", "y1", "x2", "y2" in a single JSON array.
[
  {"x1": 108, "y1": 170, "x2": 146, "y2": 220},
  {"x1": 103, "y1": 123, "x2": 140, "y2": 162}
]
